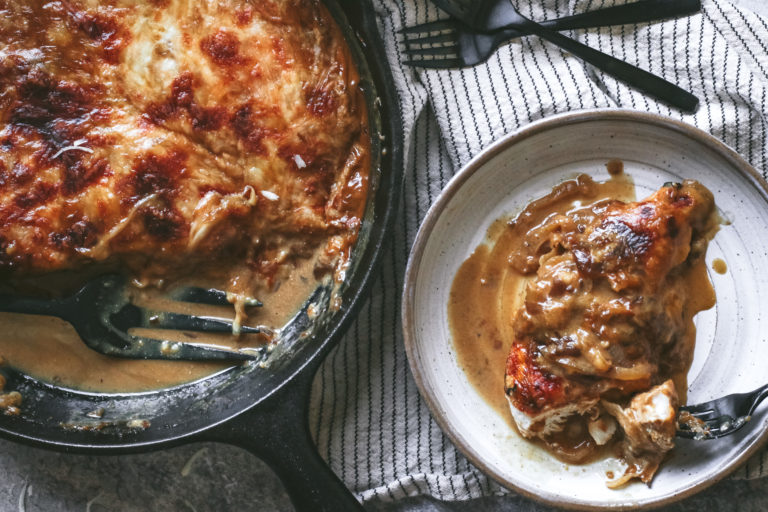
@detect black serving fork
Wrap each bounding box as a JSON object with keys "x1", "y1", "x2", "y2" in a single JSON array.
[
  {"x1": 408, "y1": 0, "x2": 699, "y2": 112},
  {"x1": 0, "y1": 275, "x2": 262, "y2": 361},
  {"x1": 403, "y1": 0, "x2": 701, "y2": 67},
  {"x1": 677, "y1": 383, "x2": 768, "y2": 440}
]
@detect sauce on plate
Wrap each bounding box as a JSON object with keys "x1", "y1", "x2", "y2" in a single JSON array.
[{"x1": 448, "y1": 169, "x2": 716, "y2": 436}]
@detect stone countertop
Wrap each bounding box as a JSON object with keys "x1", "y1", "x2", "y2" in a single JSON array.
[
  {"x1": 1, "y1": 1, "x2": 766, "y2": 510},
  {"x1": 2, "y1": 439, "x2": 768, "y2": 512}
]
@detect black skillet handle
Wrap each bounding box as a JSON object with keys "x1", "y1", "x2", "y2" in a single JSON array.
[{"x1": 199, "y1": 364, "x2": 363, "y2": 512}]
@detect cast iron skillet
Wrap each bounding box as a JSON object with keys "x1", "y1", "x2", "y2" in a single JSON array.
[{"x1": 0, "y1": 1, "x2": 402, "y2": 510}]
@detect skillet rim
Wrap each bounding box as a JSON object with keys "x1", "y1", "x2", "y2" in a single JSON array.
[{"x1": 0, "y1": 0, "x2": 404, "y2": 454}]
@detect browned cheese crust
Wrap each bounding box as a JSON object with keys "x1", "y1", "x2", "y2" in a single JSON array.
[{"x1": 0, "y1": 0, "x2": 369, "y2": 292}]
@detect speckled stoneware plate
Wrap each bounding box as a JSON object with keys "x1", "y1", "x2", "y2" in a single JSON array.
[{"x1": 402, "y1": 109, "x2": 768, "y2": 510}]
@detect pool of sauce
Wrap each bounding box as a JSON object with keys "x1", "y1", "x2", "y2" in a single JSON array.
[
  {"x1": 448, "y1": 169, "x2": 716, "y2": 457},
  {"x1": 0, "y1": 256, "x2": 319, "y2": 393},
  {"x1": 449, "y1": 171, "x2": 637, "y2": 428},
  {"x1": 605, "y1": 159, "x2": 624, "y2": 176},
  {"x1": 712, "y1": 258, "x2": 728, "y2": 274}
]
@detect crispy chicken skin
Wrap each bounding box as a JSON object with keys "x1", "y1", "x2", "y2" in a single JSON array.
[
  {"x1": 0, "y1": 0, "x2": 369, "y2": 283},
  {"x1": 504, "y1": 181, "x2": 717, "y2": 484}
]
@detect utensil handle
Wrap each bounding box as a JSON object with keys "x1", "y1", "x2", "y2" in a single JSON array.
[
  {"x1": 482, "y1": 0, "x2": 700, "y2": 31},
  {"x1": 486, "y1": 0, "x2": 702, "y2": 65},
  {"x1": 199, "y1": 365, "x2": 363, "y2": 512},
  {"x1": 747, "y1": 382, "x2": 768, "y2": 416},
  {"x1": 528, "y1": 21, "x2": 698, "y2": 112},
  {"x1": 0, "y1": 294, "x2": 63, "y2": 317},
  {"x1": 539, "y1": 0, "x2": 701, "y2": 32}
]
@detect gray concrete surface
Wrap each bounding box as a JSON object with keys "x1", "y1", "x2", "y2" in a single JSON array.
[
  {"x1": 3, "y1": 439, "x2": 768, "y2": 512},
  {"x1": 1, "y1": 1, "x2": 766, "y2": 510}
]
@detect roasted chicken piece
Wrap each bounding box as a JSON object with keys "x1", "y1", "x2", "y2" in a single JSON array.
[
  {"x1": 504, "y1": 181, "x2": 717, "y2": 485},
  {"x1": 603, "y1": 380, "x2": 679, "y2": 488}
]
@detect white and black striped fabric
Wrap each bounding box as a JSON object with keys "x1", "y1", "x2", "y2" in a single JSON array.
[{"x1": 308, "y1": 0, "x2": 768, "y2": 502}]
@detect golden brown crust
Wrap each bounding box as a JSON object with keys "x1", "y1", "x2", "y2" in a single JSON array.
[
  {"x1": 0, "y1": 0, "x2": 369, "y2": 286},
  {"x1": 504, "y1": 179, "x2": 718, "y2": 482},
  {"x1": 506, "y1": 182, "x2": 715, "y2": 409}
]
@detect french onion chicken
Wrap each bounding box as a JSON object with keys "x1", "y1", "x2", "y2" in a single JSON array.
[{"x1": 505, "y1": 180, "x2": 718, "y2": 486}]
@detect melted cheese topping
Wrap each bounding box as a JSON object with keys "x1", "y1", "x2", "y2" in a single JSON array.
[{"x1": 0, "y1": 0, "x2": 369, "y2": 293}]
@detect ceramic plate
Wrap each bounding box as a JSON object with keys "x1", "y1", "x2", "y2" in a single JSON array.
[{"x1": 402, "y1": 110, "x2": 768, "y2": 510}]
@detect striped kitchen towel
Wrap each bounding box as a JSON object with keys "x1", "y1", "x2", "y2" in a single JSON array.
[{"x1": 309, "y1": 0, "x2": 768, "y2": 503}]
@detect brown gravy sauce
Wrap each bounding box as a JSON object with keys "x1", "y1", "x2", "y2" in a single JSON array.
[
  {"x1": 0, "y1": 257, "x2": 319, "y2": 393},
  {"x1": 450, "y1": 172, "x2": 636, "y2": 428},
  {"x1": 448, "y1": 170, "x2": 716, "y2": 442},
  {"x1": 712, "y1": 258, "x2": 728, "y2": 274},
  {"x1": 605, "y1": 159, "x2": 624, "y2": 176}
]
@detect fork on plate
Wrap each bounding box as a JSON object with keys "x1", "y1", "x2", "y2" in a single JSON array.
[
  {"x1": 677, "y1": 383, "x2": 768, "y2": 440},
  {"x1": 403, "y1": 0, "x2": 700, "y2": 112},
  {"x1": 0, "y1": 275, "x2": 265, "y2": 361}
]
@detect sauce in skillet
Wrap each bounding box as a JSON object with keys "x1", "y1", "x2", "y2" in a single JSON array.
[
  {"x1": 0, "y1": 0, "x2": 373, "y2": 396},
  {"x1": 0, "y1": 256, "x2": 319, "y2": 393}
]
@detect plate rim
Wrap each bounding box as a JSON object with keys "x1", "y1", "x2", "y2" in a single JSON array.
[{"x1": 401, "y1": 108, "x2": 768, "y2": 510}]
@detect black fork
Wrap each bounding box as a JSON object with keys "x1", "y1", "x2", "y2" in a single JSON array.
[
  {"x1": 0, "y1": 275, "x2": 264, "y2": 361},
  {"x1": 677, "y1": 383, "x2": 768, "y2": 440},
  {"x1": 401, "y1": 0, "x2": 702, "y2": 67},
  {"x1": 418, "y1": 0, "x2": 699, "y2": 112}
]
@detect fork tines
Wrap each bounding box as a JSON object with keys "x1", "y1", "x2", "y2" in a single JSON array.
[
  {"x1": 398, "y1": 19, "x2": 455, "y2": 35},
  {"x1": 171, "y1": 286, "x2": 232, "y2": 306},
  {"x1": 399, "y1": 19, "x2": 461, "y2": 68},
  {"x1": 170, "y1": 286, "x2": 262, "y2": 308},
  {"x1": 145, "y1": 309, "x2": 262, "y2": 335}
]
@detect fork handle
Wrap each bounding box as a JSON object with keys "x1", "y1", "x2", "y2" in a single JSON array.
[
  {"x1": 538, "y1": 0, "x2": 701, "y2": 33},
  {"x1": 485, "y1": 0, "x2": 702, "y2": 59},
  {"x1": 524, "y1": 20, "x2": 698, "y2": 111},
  {"x1": 747, "y1": 382, "x2": 768, "y2": 416},
  {"x1": 0, "y1": 294, "x2": 66, "y2": 318}
]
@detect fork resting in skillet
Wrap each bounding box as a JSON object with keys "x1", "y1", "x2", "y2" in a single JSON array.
[{"x1": 0, "y1": 275, "x2": 265, "y2": 361}]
